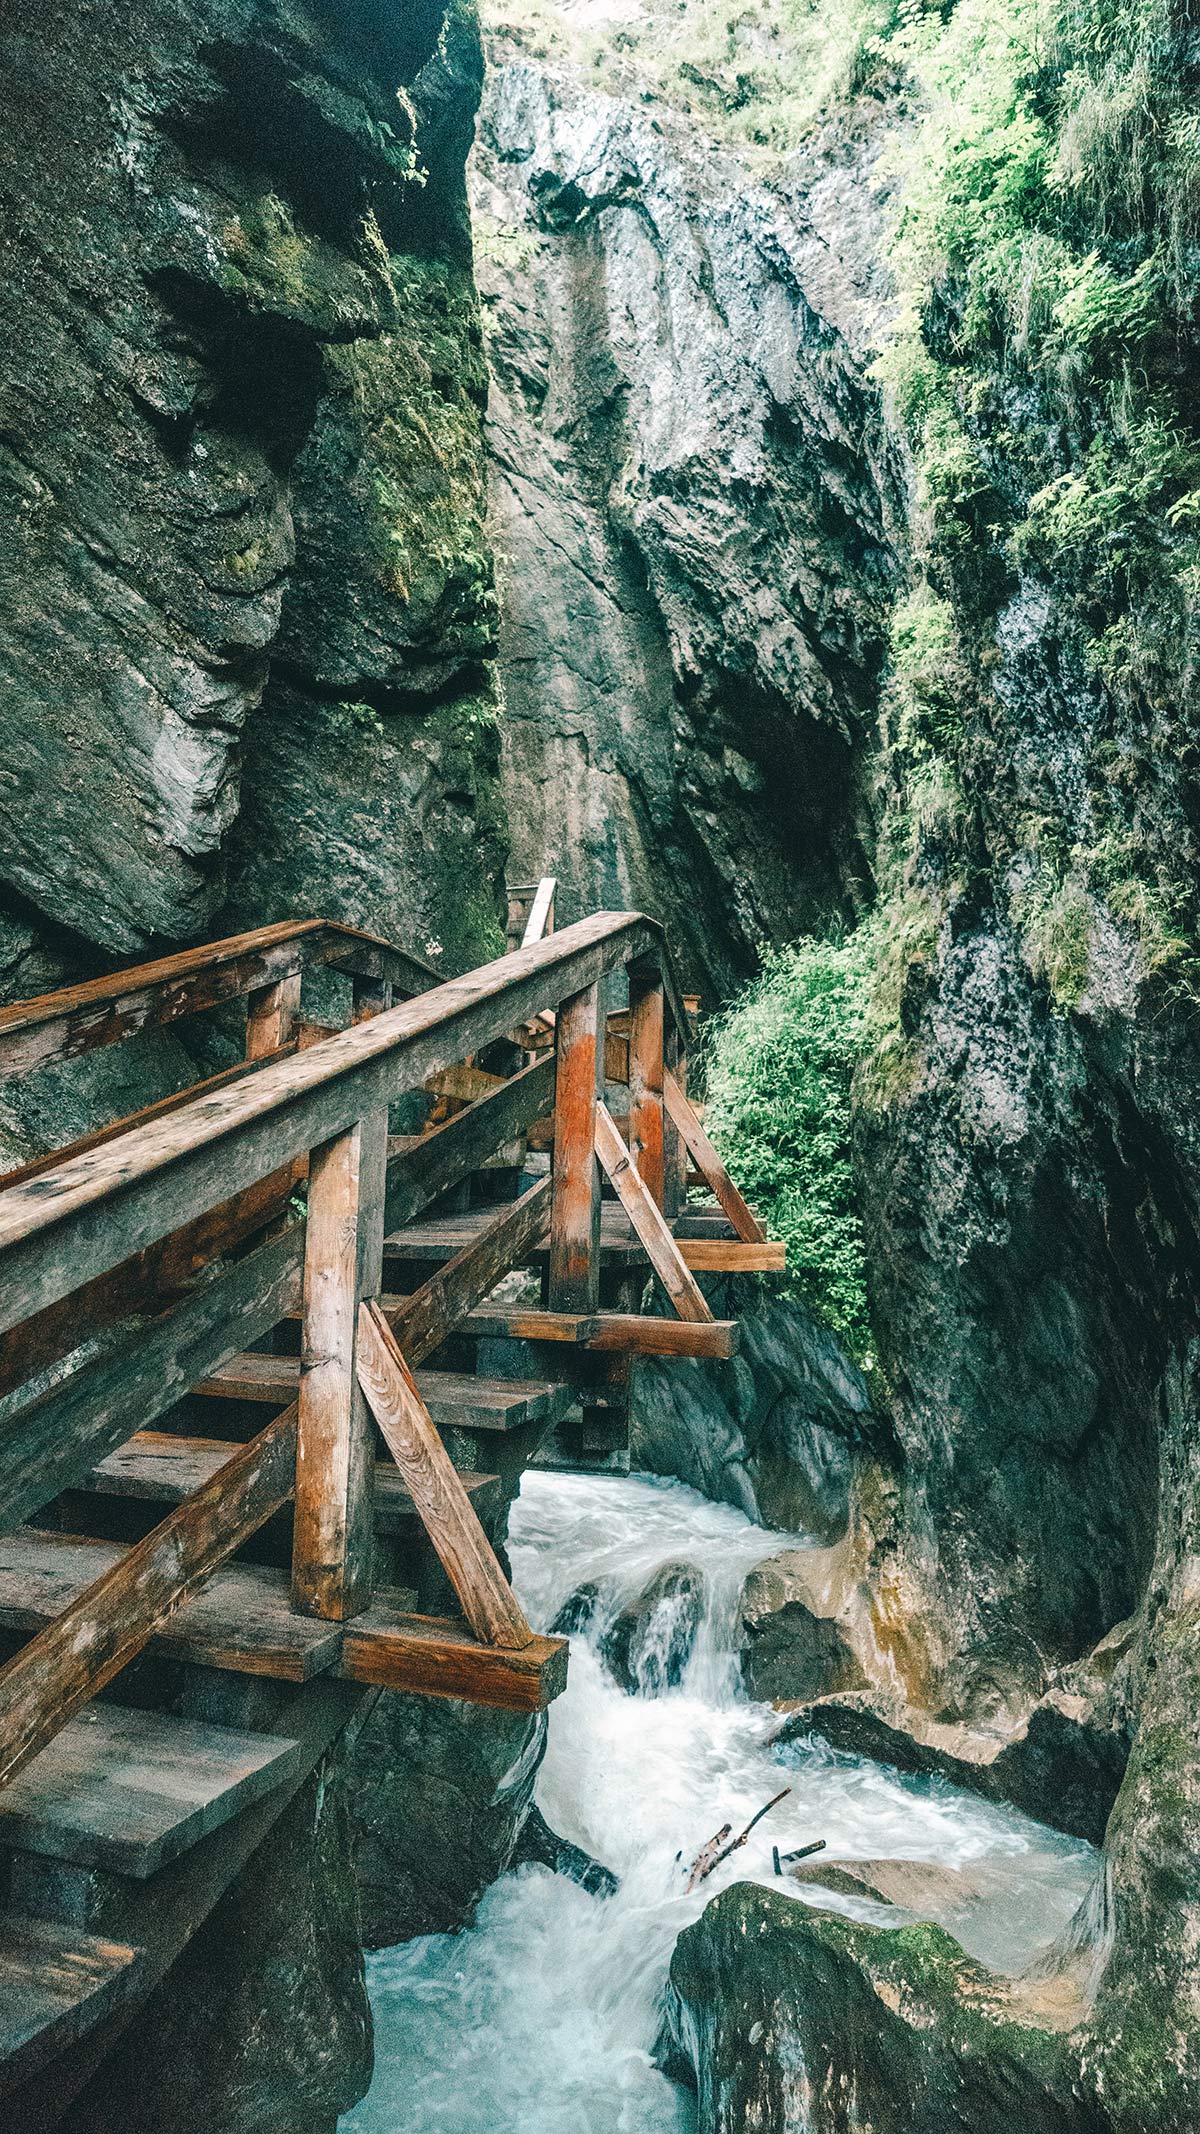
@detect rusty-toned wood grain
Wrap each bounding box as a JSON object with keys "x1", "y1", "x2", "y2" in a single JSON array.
[
  {"x1": 357, "y1": 1302, "x2": 533, "y2": 1651},
  {"x1": 549, "y1": 981, "x2": 601, "y2": 1312},
  {"x1": 594, "y1": 1103, "x2": 713, "y2": 1324}
]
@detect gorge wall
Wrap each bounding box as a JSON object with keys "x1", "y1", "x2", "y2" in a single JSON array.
[{"x1": 477, "y1": 5, "x2": 1200, "y2": 2121}]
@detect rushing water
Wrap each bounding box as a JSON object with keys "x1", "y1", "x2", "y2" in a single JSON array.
[{"x1": 344, "y1": 1470, "x2": 1097, "y2": 2134}]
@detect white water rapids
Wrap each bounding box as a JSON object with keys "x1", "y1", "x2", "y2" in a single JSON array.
[{"x1": 344, "y1": 1470, "x2": 1097, "y2": 2133}]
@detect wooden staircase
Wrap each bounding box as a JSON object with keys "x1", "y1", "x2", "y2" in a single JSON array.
[{"x1": 0, "y1": 900, "x2": 781, "y2": 2115}]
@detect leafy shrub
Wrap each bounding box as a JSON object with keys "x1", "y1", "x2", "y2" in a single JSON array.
[{"x1": 702, "y1": 934, "x2": 874, "y2": 1357}]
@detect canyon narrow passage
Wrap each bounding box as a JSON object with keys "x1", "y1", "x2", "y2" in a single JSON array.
[{"x1": 345, "y1": 1471, "x2": 1097, "y2": 2132}]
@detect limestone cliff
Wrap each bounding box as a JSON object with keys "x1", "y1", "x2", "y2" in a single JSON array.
[{"x1": 0, "y1": 0, "x2": 504, "y2": 1004}]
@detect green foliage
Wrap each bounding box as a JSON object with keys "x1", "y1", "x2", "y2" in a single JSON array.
[
  {"x1": 325, "y1": 699, "x2": 385, "y2": 743},
  {"x1": 702, "y1": 934, "x2": 875, "y2": 1356}
]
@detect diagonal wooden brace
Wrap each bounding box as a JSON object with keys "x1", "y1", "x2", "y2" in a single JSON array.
[
  {"x1": 663, "y1": 1069, "x2": 766, "y2": 1243},
  {"x1": 594, "y1": 1101, "x2": 714, "y2": 1324},
  {"x1": 356, "y1": 1301, "x2": 534, "y2": 1652}
]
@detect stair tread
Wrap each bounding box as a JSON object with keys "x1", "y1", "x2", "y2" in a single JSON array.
[
  {"x1": 0, "y1": 1531, "x2": 343, "y2": 1681},
  {"x1": 0, "y1": 1702, "x2": 302, "y2": 1878},
  {"x1": 384, "y1": 1202, "x2": 649, "y2": 1265},
  {"x1": 0, "y1": 1911, "x2": 145, "y2": 2093},
  {"x1": 195, "y1": 1359, "x2": 571, "y2": 1432},
  {"x1": 81, "y1": 1431, "x2": 501, "y2": 1533}
]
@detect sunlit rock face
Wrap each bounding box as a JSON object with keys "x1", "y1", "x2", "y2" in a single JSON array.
[
  {"x1": 0, "y1": 0, "x2": 504, "y2": 971},
  {"x1": 473, "y1": 56, "x2": 906, "y2": 998}
]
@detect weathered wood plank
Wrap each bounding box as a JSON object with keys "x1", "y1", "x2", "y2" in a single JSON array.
[
  {"x1": 80, "y1": 1431, "x2": 501, "y2": 1536},
  {"x1": 386, "y1": 1176, "x2": 553, "y2": 1367},
  {"x1": 340, "y1": 1598, "x2": 567, "y2": 1712},
  {"x1": 245, "y1": 974, "x2": 302, "y2": 1061},
  {"x1": 0, "y1": 1226, "x2": 302, "y2": 1533},
  {"x1": 357, "y1": 1302, "x2": 533, "y2": 1650},
  {"x1": 550, "y1": 982, "x2": 602, "y2": 1312},
  {"x1": 456, "y1": 1307, "x2": 739, "y2": 1358},
  {"x1": 292, "y1": 1112, "x2": 386, "y2": 1621},
  {"x1": 627, "y1": 957, "x2": 665, "y2": 1208},
  {"x1": 0, "y1": 912, "x2": 658, "y2": 1341},
  {"x1": 0, "y1": 1915, "x2": 146, "y2": 2096},
  {"x1": 0, "y1": 1160, "x2": 301, "y2": 1404},
  {"x1": 662, "y1": 1022, "x2": 687, "y2": 1221},
  {"x1": 594, "y1": 1103, "x2": 714, "y2": 1324},
  {"x1": 196, "y1": 1355, "x2": 570, "y2": 1433},
  {"x1": 522, "y1": 876, "x2": 557, "y2": 947},
  {"x1": 677, "y1": 1238, "x2": 786, "y2": 1272},
  {"x1": 663, "y1": 1068, "x2": 765, "y2": 1242},
  {"x1": 0, "y1": 1044, "x2": 298, "y2": 1196},
  {"x1": 0, "y1": 1531, "x2": 342, "y2": 1680},
  {"x1": 0, "y1": 920, "x2": 324, "y2": 1081},
  {"x1": 0, "y1": 1704, "x2": 303, "y2": 1878},
  {"x1": 0, "y1": 1408, "x2": 298, "y2": 1795}
]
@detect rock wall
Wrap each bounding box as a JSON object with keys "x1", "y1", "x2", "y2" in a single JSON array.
[
  {"x1": 473, "y1": 57, "x2": 905, "y2": 997},
  {"x1": 0, "y1": 0, "x2": 505, "y2": 1013}
]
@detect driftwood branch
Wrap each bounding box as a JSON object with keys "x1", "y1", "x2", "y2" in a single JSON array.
[{"x1": 685, "y1": 1788, "x2": 791, "y2": 1891}]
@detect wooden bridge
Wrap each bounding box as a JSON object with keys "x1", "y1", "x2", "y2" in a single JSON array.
[{"x1": 0, "y1": 899, "x2": 779, "y2": 2117}]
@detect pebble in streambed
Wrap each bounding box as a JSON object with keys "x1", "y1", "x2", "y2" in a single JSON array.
[{"x1": 343, "y1": 1471, "x2": 1097, "y2": 2134}]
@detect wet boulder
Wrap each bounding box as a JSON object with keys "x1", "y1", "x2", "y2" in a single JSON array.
[
  {"x1": 739, "y1": 1552, "x2": 865, "y2": 1704},
  {"x1": 510, "y1": 1804, "x2": 619, "y2": 1898},
  {"x1": 550, "y1": 1581, "x2": 601, "y2": 1636},
  {"x1": 601, "y1": 1562, "x2": 708, "y2": 1695},
  {"x1": 662, "y1": 1882, "x2": 1104, "y2": 2134}
]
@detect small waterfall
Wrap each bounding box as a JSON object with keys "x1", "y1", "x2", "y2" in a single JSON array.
[{"x1": 344, "y1": 1471, "x2": 1098, "y2": 2133}]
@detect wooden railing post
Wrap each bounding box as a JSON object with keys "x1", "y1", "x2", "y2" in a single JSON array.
[
  {"x1": 291, "y1": 1108, "x2": 387, "y2": 1619},
  {"x1": 627, "y1": 954, "x2": 665, "y2": 1209},
  {"x1": 663, "y1": 1020, "x2": 688, "y2": 1222},
  {"x1": 549, "y1": 980, "x2": 602, "y2": 1311},
  {"x1": 245, "y1": 973, "x2": 301, "y2": 1060},
  {"x1": 291, "y1": 970, "x2": 393, "y2": 1620}
]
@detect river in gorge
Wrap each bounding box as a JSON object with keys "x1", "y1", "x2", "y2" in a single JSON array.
[{"x1": 343, "y1": 1469, "x2": 1098, "y2": 2133}]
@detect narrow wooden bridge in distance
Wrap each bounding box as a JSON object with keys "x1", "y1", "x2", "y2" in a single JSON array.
[{"x1": 0, "y1": 894, "x2": 781, "y2": 2118}]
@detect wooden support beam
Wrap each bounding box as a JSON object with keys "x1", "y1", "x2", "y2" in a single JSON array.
[
  {"x1": 550, "y1": 982, "x2": 602, "y2": 1312},
  {"x1": 662, "y1": 1020, "x2": 687, "y2": 1221},
  {"x1": 357, "y1": 1302, "x2": 533, "y2": 1650},
  {"x1": 677, "y1": 1237, "x2": 786, "y2": 1272},
  {"x1": 245, "y1": 974, "x2": 301, "y2": 1061},
  {"x1": 292, "y1": 1111, "x2": 387, "y2": 1622},
  {"x1": 0, "y1": 1410, "x2": 297, "y2": 1798},
  {"x1": 663, "y1": 1068, "x2": 765, "y2": 1242},
  {"x1": 340, "y1": 1601, "x2": 567, "y2": 1712},
  {"x1": 594, "y1": 1102, "x2": 713, "y2": 1323},
  {"x1": 385, "y1": 1176, "x2": 552, "y2": 1367},
  {"x1": 627, "y1": 956, "x2": 665, "y2": 1208},
  {"x1": 521, "y1": 876, "x2": 557, "y2": 947},
  {"x1": 0, "y1": 1226, "x2": 302, "y2": 1533},
  {"x1": 459, "y1": 1307, "x2": 739, "y2": 1358}
]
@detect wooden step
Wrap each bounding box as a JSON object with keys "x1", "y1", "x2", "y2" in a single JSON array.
[
  {"x1": 383, "y1": 1203, "x2": 648, "y2": 1270},
  {"x1": 0, "y1": 1531, "x2": 344, "y2": 1682},
  {"x1": 0, "y1": 1703, "x2": 302, "y2": 1877},
  {"x1": 383, "y1": 1204, "x2": 784, "y2": 1273},
  {"x1": 0, "y1": 1913, "x2": 145, "y2": 2094},
  {"x1": 0, "y1": 1535, "x2": 565, "y2": 1712},
  {"x1": 80, "y1": 1431, "x2": 501, "y2": 1535},
  {"x1": 195, "y1": 1358, "x2": 573, "y2": 1434}
]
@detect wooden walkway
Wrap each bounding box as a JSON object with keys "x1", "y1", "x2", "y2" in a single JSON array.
[{"x1": 0, "y1": 898, "x2": 778, "y2": 2114}]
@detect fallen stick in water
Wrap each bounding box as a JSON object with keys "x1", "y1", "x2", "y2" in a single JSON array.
[
  {"x1": 773, "y1": 1839, "x2": 826, "y2": 1876},
  {"x1": 686, "y1": 1789, "x2": 791, "y2": 1892}
]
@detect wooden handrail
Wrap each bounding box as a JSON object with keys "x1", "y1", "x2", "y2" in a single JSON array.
[
  {"x1": 0, "y1": 919, "x2": 435, "y2": 1082},
  {"x1": 0, "y1": 912, "x2": 660, "y2": 1339}
]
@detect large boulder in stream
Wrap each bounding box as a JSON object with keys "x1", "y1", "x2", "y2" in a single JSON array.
[
  {"x1": 601, "y1": 1562, "x2": 708, "y2": 1695},
  {"x1": 739, "y1": 1551, "x2": 866, "y2": 1704},
  {"x1": 630, "y1": 1296, "x2": 881, "y2": 1539},
  {"x1": 349, "y1": 1692, "x2": 546, "y2": 1946},
  {"x1": 662, "y1": 1882, "x2": 1107, "y2": 2134}
]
